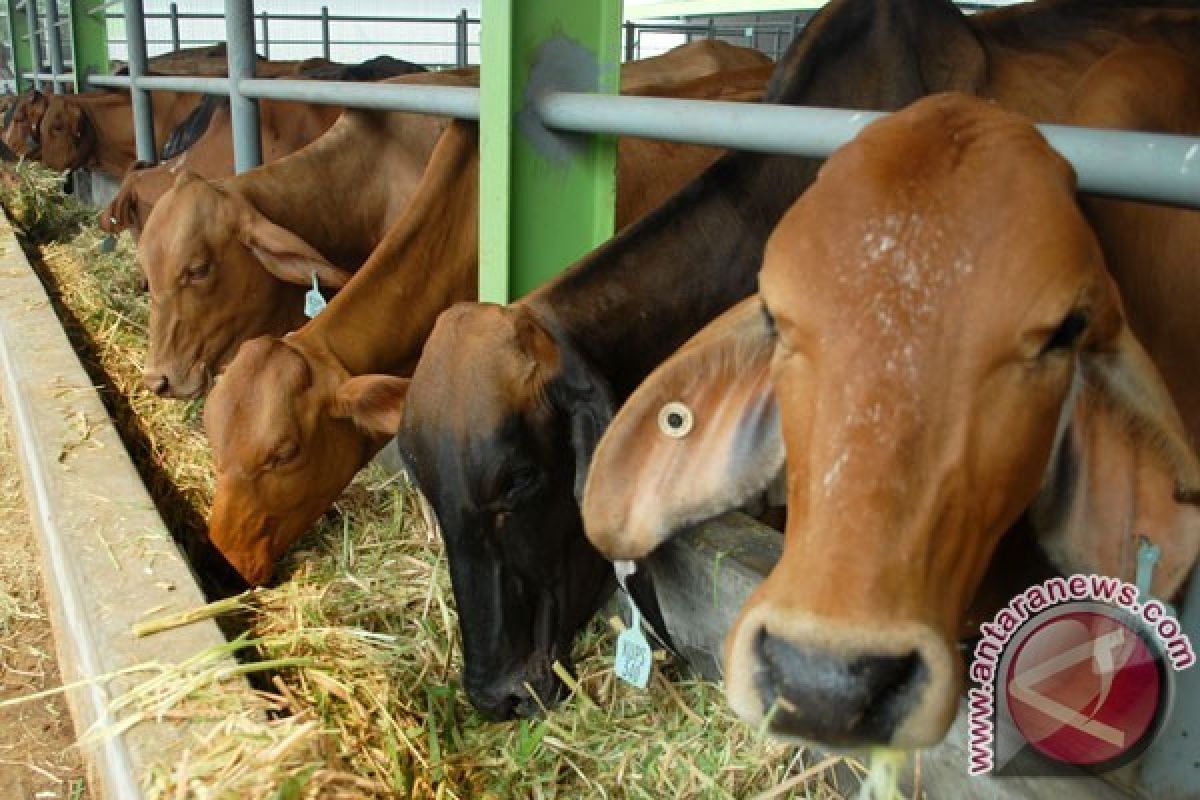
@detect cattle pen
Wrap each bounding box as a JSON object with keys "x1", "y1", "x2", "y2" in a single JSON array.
[{"x1": 0, "y1": 2, "x2": 1198, "y2": 800}]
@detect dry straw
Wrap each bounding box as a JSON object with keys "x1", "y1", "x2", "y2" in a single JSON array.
[{"x1": 2, "y1": 162, "x2": 907, "y2": 799}]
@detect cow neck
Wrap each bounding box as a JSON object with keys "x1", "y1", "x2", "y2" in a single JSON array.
[
  {"x1": 232, "y1": 113, "x2": 406, "y2": 269},
  {"x1": 525, "y1": 150, "x2": 818, "y2": 401},
  {"x1": 76, "y1": 95, "x2": 137, "y2": 175},
  {"x1": 295, "y1": 121, "x2": 480, "y2": 378}
]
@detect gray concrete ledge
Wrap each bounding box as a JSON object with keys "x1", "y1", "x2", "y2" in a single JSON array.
[{"x1": 0, "y1": 212, "x2": 240, "y2": 800}]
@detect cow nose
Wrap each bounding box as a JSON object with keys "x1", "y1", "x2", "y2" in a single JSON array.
[
  {"x1": 144, "y1": 371, "x2": 170, "y2": 396},
  {"x1": 754, "y1": 630, "x2": 927, "y2": 746},
  {"x1": 466, "y1": 684, "x2": 522, "y2": 721}
]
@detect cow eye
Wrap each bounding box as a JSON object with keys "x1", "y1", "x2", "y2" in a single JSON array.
[
  {"x1": 495, "y1": 464, "x2": 542, "y2": 508},
  {"x1": 1040, "y1": 310, "x2": 1090, "y2": 356},
  {"x1": 184, "y1": 262, "x2": 211, "y2": 283},
  {"x1": 264, "y1": 441, "x2": 299, "y2": 470}
]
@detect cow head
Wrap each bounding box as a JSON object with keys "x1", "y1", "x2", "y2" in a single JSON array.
[
  {"x1": 582, "y1": 94, "x2": 1200, "y2": 748},
  {"x1": 203, "y1": 335, "x2": 407, "y2": 585},
  {"x1": 38, "y1": 96, "x2": 96, "y2": 171},
  {"x1": 100, "y1": 160, "x2": 159, "y2": 238},
  {"x1": 140, "y1": 172, "x2": 352, "y2": 399},
  {"x1": 2, "y1": 89, "x2": 49, "y2": 158},
  {"x1": 399, "y1": 303, "x2": 615, "y2": 719}
]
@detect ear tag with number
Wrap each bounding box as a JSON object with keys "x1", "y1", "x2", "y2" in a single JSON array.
[
  {"x1": 613, "y1": 559, "x2": 653, "y2": 689},
  {"x1": 615, "y1": 600, "x2": 653, "y2": 689},
  {"x1": 304, "y1": 271, "x2": 327, "y2": 319}
]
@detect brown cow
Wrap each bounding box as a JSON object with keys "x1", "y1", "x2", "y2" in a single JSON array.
[
  {"x1": 199, "y1": 66, "x2": 766, "y2": 590},
  {"x1": 139, "y1": 42, "x2": 768, "y2": 400},
  {"x1": 582, "y1": 87, "x2": 1200, "y2": 749},
  {"x1": 100, "y1": 98, "x2": 345, "y2": 238},
  {"x1": 138, "y1": 69, "x2": 478, "y2": 398},
  {"x1": 395, "y1": 0, "x2": 1200, "y2": 723},
  {"x1": 37, "y1": 89, "x2": 203, "y2": 176},
  {"x1": 2, "y1": 89, "x2": 50, "y2": 158}
]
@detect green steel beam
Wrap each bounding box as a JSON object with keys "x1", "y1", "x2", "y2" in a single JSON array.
[
  {"x1": 6, "y1": 0, "x2": 32, "y2": 92},
  {"x1": 68, "y1": 0, "x2": 108, "y2": 92},
  {"x1": 480, "y1": 0, "x2": 622, "y2": 303}
]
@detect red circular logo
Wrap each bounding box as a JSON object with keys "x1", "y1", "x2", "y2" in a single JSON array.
[{"x1": 1005, "y1": 610, "x2": 1162, "y2": 766}]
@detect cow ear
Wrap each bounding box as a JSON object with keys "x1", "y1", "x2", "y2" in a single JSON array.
[
  {"x1": 1031, "y1": 293, "x2": 1200, "y2": 601},
  {"x1": 331, "y1": 374, "x2": 410, "y2": 437},
  {"x1": 237, "y1": 209, "x2": 353, "y2": 289},
  {"x1": 582, "y1": 296, "x2": 783, "y2": 561}
]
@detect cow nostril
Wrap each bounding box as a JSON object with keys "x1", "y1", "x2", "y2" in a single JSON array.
[
  {"x1": 144, "y1": 372, "x2": 170, "y2": 397},
  {"x1": 754, "y1": 630, "x2": 927, "y2": 746}
]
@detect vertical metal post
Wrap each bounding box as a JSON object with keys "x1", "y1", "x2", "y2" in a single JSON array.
[
  {"x1": 319, "y1": 5, "x2": 329, "y2": 61},
  {"x1": 707, "y1": 16, "x2": 715, "y2": 40},
  {"x1": 258, "y1": 10, "x2": 267, "y2": 60},
  {"x1": 67, "y1": 0, "x2": 107, "y2": 91},
  {"x1": 225, "y1": 0, "x2": 260, "y2": 172},
  {"x1": 623, "y1": 22, "x2": 634, "y2": 62},
  {"x1": 7, "y1": 0, "x2": 32, "y2": 92},
  {"x1": 25, "y1": 0, "x2": 43, "y2": 90},
  {"x1": 750, "y1": 14, "x2": 759, "y2": 53},
  {"x1": 168, "y1": 2, "x2": 179, "y2": 51},
  {"x1": 480, "y1": 0, "x2": 621, "y2": 302},
  {"x1": 122, "y1": 0, "x2": 155, "y2": 162},
  {"x1": 43, "y1": 0, "x2": 65, "y2": 93},
  {"x1": 455, "y1": 8, "x2": 467, "y2": 68}
]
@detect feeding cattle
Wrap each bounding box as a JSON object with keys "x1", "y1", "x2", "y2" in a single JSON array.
[
  {"x1": 582, "y1": 89, "x2": 1200, "y2": 750},
  {"x1": 37, "y1": 89, "x2": 205, "y2": 177},
  {"x1": 2, "y1": 89, "x2": 50, "y2": 159},
  {"x1": 139, "y1": 41, "x2": 769, "y2": 401},
  {"x1": 100, "y1": 56, "x2": 429, "y2": 238},
  {"x1": 99, "y1": 99, "x2": 345, "y2": 239},
  {"x1": 198, "y1": 61, "x2": 763, "y2": 590},
  {"x1": 396, "y1": 0, "x2": 1200, "y2": 723}
]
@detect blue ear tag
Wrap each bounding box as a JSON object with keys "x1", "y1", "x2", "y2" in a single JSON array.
[
  {"x1": 304, "y1": 271, "x2": 327, "y2": 319},
  {"x1": 1136, "y1": 536, "x2": 1176, "y2": 617},
  {"x1": 613, "y1": 560, "x2": 653, "y2": 689}
]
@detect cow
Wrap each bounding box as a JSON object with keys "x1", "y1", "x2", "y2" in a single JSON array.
[
  {"x1": 394, "y1": 0, "x2": 1200, "y2": 723},
  {"x1": 2, "y1": 89, "x2": 50, "y2": 158},
  {"x1": 581, "y1": 85, "x2": 1200, "y2": 749},
  {"x1": 99, "y1": 98, "x2": 345, "y2": 239},
  {"x1": 197, "y1": 64, "x2": 768, "y2": 591},
  {"x1": 139, "y1": 41, "x2": 769, "y2": 400},
  {"x1": 99, "y1": 57, "x2": 430, "y2": 239},
  {"x1": 37, "y1": 89, "x2": 204, "y2": 177},
  {"x1": 138, "y1": 69, "x2": 479, "y2": 399}
]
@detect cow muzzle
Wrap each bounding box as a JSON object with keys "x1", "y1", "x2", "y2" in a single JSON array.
[
  {"x1": 465, "y1": 655, "x2": 565, "y2": 721},
  {"x1": 725, "y1": 606, "x2": 959, "y2": 748},
  {"x1": 143, "y1": 360, "x2": 210, "y2": 399}
]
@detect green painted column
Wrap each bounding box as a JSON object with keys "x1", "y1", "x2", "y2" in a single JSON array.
[
  {"x1": 6, "y1": 0, "x2": 32, "y2": 92},
  {"x1": 68, "y1": 0, "x2": 108, "y2": 92},
  {"x1": 480, "y1": 0, "x2": 622, "y2": 302}
]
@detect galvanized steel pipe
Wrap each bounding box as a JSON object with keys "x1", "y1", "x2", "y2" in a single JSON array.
[
  {"x1": 42, "y1": 0, "x2": 65, "y2": 93},
  {"x1": 536, "y1": 92, "x2": 1200, "y2": 209},
  {"x1": 25, "y1": 0, "x2": 43, "y2": 91},
  {"x1": 120, "y1": 0, "x2": 156, "y2": 164},
  {"x1": 225, "y1": 0, "x2": 262, "y2": 172},
  {"x1": 89, "y1": 73, "x2": 232, "y2": 94},
  {"x1": 238, "y1": 78, "x2": 481, "y2": 118}
]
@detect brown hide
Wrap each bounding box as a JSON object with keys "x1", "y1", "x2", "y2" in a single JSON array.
[
  {"x1": 38, "y1": 90, "x2": 203, "y2": 176},
  {"x1": 582, "y1": 45, "x2": 1200, "y2": 748},
  {"x1": 199, "y1": 64, "x2": 762, "y2": 587},
  {"x1": 100, "y1": 99, "x2": 343, "y2": 238},
  {"x1": 2, "y1": 90, "x2": 49, "y2": 158}
]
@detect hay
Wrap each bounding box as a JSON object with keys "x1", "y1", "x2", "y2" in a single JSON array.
[{"x1": 1, "y1": 162, "x2": 900, "y2": 799}]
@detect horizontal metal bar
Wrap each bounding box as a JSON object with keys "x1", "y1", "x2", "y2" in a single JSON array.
[
  {"x1": 24, "y1": 71, "x2": 76, "y2": 81},
  {"x1": 63, "y1": 75, "x2": 1198, "y2": 208},
  {"x1": 537, "y1": 92, "x2": 1200, "y2": 208},
  {"x1": 104, "y1": 11, "x2": 478, "y2": 24},
  {"x1": 88, "y1": 74, "x2": 231, "y2": 94},
  {"x1": 239, "y1": 78, "x2": 480, "y2": 118}
]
